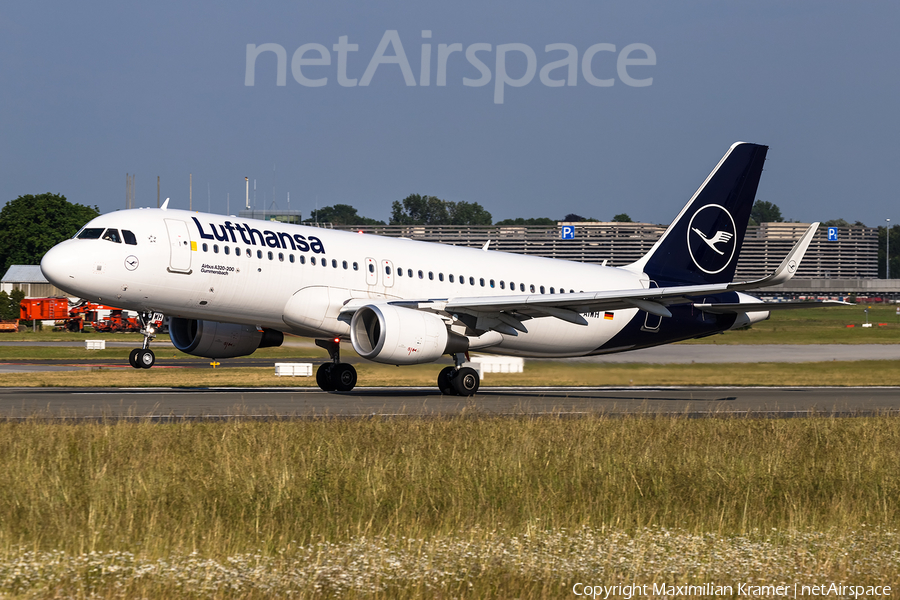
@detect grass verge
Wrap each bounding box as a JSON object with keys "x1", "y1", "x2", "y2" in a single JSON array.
[
  {"x1": 0, "y1": 416, "x2": 898, "y2": 596},
  {"x1": 0, "y1": 360, "x2": 898, "y2": 388}
]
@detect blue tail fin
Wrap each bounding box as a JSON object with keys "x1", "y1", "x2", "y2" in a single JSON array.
[{"x1": 630, "y1": 142, "x2": 768, "y2": 286}]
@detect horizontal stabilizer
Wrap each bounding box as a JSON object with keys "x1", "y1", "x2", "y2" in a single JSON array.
[{"x1": 694, "y1": 300, "x2": 850, "y2": 314}]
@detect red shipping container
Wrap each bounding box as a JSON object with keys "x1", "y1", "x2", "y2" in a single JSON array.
[{"x1": 19, "y1": 298, "x2": 69, "y2": 320}]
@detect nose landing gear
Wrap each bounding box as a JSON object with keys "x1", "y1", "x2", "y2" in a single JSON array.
[
  {"x1": 315, "y1": 338, "x2": 357, "y2": 392},
  {"x1": 129, "y1": 311, "x2": 161, "y2": 369}
]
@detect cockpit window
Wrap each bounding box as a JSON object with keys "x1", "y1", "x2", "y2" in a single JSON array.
[
  {"x1": 122, "y1": 230, "x2": 137, "y2": 245},
  {"x1": 102, "y1": 229, "x2": 122, "y2": 243},
  {"x1": 77, "y1": 228, "x2": 104, "y2": 240}
]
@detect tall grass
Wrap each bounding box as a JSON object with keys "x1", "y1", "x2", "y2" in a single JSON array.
[{"x1": 1, "y1": 415, "x2": 898, "y2": 557}]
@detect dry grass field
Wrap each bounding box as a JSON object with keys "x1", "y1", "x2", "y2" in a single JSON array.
[{"x1": 1, "y1": 416, "x2": 899, "y2": 597}]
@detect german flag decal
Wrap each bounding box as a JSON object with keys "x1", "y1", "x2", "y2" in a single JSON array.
[{"x1": 604, "y1": 312, "x2": 614, "y2": 320}]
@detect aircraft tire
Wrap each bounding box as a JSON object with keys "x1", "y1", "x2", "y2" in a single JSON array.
[
  {"x1": 333, "y1": 363, "x2": 357, "y2": 392},
  {"x1": 437, "y1": 366, "x2": 457, "y2": 395},
  {"x1": 138, "y1": 349, "x2": 155, "y2": 369},
  {"x1": 316, "y1": 363, "x2": 336, "y2": 391},
  {"x1": 451, "y1": 367, "x2": 480, "y2": 396},
  {"x1": 129, "y1": 348, "x2": 141, "y2": 369}
]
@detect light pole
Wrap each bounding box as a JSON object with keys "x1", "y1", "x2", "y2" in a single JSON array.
[{"x1": 887, "y1": 218, "x2": 891, "y2": 280}]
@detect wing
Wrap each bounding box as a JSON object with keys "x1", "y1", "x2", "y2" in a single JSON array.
[{"x1": 340, "y1": 223, "x2": 838, "y2": 334}]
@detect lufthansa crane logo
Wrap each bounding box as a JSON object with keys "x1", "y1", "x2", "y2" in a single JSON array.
[{"x1": 686, "y1": 204, "x2": 736, "y2": 274}]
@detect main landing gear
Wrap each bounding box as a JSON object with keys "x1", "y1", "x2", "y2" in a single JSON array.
[
  {"x1": 437, "y1": 353, "x2": 480, "y2": 396},
  {"x1": 128, "y1": 311, "x2": 158, "y2": 369},
  {"x1": 315, "y1": 338, "x2": 357, "y2": 392}
]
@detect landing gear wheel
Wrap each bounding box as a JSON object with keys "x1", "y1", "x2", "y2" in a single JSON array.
[
  {"x1": 451, "y1": 366, "x2": 480, "y2": 396},
  {"x1": 138, "y1": 348, "x2": 155, "y2": 369},
  {"x1": 129, "y1": 348, "x2": 141, "y2": 369},
  {"x1": 438, "y1": 366, "x2": 457, "y2": 395},
  {"x1": 316, "y1": 363, "x2": 336, "y2": 391},
  {"x1": 332, "y1": 363, "x2": 357, "y2": 392}
]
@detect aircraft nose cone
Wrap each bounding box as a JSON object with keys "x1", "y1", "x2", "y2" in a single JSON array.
[{"x1": 40, "y1": 242, "x2": 79, "y2": 291}]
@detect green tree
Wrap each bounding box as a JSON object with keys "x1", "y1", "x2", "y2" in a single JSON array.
[
  {"x1": 0, "y1": 289, "x2": 25, "y2": 321},
  {"x1": 612, "y1": 213, "x2": 633, "y2": 223},
  {"x1": 749, "y1": 199, "x2": 784, "y2": 225},
  {"x1": 0, "y1": 194, "x2": 99, "y2": 273},
  {"x1": 495, "y1": 217, "x2": 557, "y2": 226},
  {"x1": 448, "y1": 200, "x2": 492, "y2": 226},
  {"x1": 390, "y1": 194, "x2": 492, "y2": 226},
  {"x1": 304, "y1": 204, "x2": 384, "y2": 226},
  {"x1": 824, "y1": 218, "x2": 867, "y2": 227},
  {"x1": 562, "y1": 213, "x2": 599, "y2": 223}
]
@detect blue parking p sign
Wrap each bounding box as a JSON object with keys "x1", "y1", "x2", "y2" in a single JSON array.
[
  {"x1": 827, "y1": 227, "x2": 838, "y2": 241},
  {"x1": 561, "y1": 225, "x2": 575, "y2": 240}
]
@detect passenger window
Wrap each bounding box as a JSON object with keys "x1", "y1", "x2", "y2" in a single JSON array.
[
  {"x1": 300, "y1": 255, "x2": 306, "y2": 264},
  {"x1": 368, "y1": 263, "x2": 375, "y2": 273},
  {"x1": 469, "y1": 277, "x2": 475, "y2": 285},
  {"x1": 417, "y1": 270, "x2": 423, "y2": 279},
  {"x1": 510, "y1": 281, "x2": 515, "y2": 290},
  {"x1": 322, "y1": 259, "x2": 327, "y2": 267},
  {"x1": 500, "y1": 281, "x2": 505, "y2": 290},
  {"x1": 332, "y1": 259, "x2": 337, "y2": 268},
  {"x1": 257, "y1": 250, "x2": 263, "y2": 259},
  {"x1": 428, "y1": 272, "x2": 434, "y2": 280},
  {"x1": 550, "y1": 287, "x2": 555, "y2": 294},
  {"x1": 479, "y1": 278, "x2": 485, "y2": 287},
  {"x1": 290, "y1": 255, "x2": 295, "y2": 263},
  {"x1": 460, "y1": 275, "x2": 465, "y2": 284},
  {"x1": 102, "y1": 229, "x2": 121, "y2": 243},
  {"x1": 311, "y1": 257, "x2": 317, "y2": 265},
  {"x1": 268, "y1": 251, "x2": 273, "y2": 260},
  {"x1": 449, "y1": 274, "x2": 455, "y2": 283},
  {"x1": 439, "y1": 273, "x2": 444, "y2": 282},
  {"x1": 224, "y1": 246, "x2": 230, "y2": 256},
  {"x1": 122, "y1": 230, "x2": 137, "y2": 245},
  {"x1": 407, "y1": 269, "x2": 412, "y2": 277},
  {"x1": 490, "y1": 279, "x2": 495, "y2": 288},
  {"x1": 520, "y1": 283, "x2": 525, "y2": 292},
  {"x1": 540, "y1": 286, "x2": 545, "y2": 294},
  {"x1": 213, "y1": 245, "x2": 219, "y2": 253},
  {"x1": 353, "y1": 262, "x2": 359, "y2": 271},
  {"x1": 385, "y1": 266, "x2": 392, "y2": 275},
  {"x1": 278, "y1": 252, "x2": 284, "y2": 262},
  {"x1": 343, "y1": 261, "x2": 348, "y2": 269},
  {"x1": 235, "y1": 247, "x2": 241, "y2": 255},
  {"x1": 77, "y1": 228, "x2": 104, "y2": 240},
  {"x1": 202, "y1": 243, "x2": 208, "y2": 252},
  {"x1": 530, "y1": 284, "x2": 536, "y2": 293}
]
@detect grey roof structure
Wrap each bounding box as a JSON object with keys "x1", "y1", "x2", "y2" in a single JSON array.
[{"x1": 1, "y1": 265, "x2": 48, "y2": 284}]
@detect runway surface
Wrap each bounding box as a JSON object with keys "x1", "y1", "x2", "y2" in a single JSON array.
[
  {"x1": 1, "y1": 386, "x2": 897, "y2": 419},
  {"x1": 0, "y1": 344, "x2": 898, "y2": 373}
]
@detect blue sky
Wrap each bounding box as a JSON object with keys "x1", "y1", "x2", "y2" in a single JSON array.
[{"x1": 1, "y1": 2, "x2": 897, "y2": 226}]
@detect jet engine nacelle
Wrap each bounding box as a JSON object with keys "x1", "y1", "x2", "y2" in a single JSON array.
[
  {"x1": 169, "y1": 317, "x2": 284, "y2": 359},
  {"x1": 350, "y1": 304, "x2": 464, "y2": 365}
]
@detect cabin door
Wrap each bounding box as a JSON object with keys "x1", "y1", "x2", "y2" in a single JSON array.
[{"x1": 165, "y1": 219, "x2": 193, "y2": 274}]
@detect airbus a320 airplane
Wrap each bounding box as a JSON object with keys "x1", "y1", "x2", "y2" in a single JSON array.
[{"x1": 41, "y1": 142, "x2": 839, "y2": 395}]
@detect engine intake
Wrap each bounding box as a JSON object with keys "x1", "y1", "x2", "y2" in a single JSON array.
[
  {"x1": 350, "y1": 304, "x2": 464, "y2": 365},
  {"x1": 169, "y1": 318, "x2": 283, "y2": 359}
]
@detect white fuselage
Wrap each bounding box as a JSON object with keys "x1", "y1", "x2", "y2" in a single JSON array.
[{"x1": 41, "y1": 208, "x2": 648, "y2": 358}]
